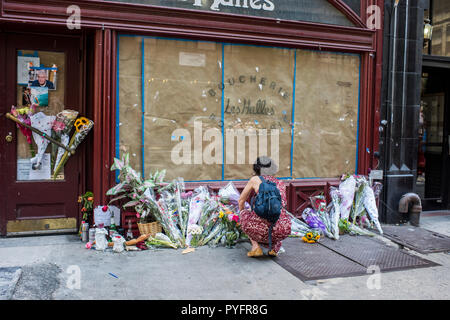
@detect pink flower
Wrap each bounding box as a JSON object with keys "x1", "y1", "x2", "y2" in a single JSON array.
[
  {"x1": 232, "y1": 215, "x2": 239, "y2": 223},
  {"x1": 136, "y1": 213, "x2": 140, "y2": 219},
  {"x1": 85, "y1": 242, "x2": 92, "y2": 249},
  {"x1": 227, "y1": 214, "x2": 234, "y2": 222},
  {"x1": 181, "y1": 191, "x2": 193, "y2": 199},
  {"x1": 52, "y1": 120, "x2": 65, "y2": 132},
  {"x1": 102, "y1": 205, "x2": 108, "y2": 212}
]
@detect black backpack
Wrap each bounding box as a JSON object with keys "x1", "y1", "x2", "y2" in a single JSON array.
[{"x1": 251, "y1": 176, "x2": 282, "y2": 250}]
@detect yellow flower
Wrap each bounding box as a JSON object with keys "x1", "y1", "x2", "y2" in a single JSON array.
[
  {"x1": 219, "y1": 211, "x2": 224, "y2": 219},
  {"x1": 315, "y1": 235, "x2": 320, "y2": 240},
  {"x1": 17, "y1": 107, "x2": 30, "y2": 115},
  {"x1": 306, "y1": 232, "x2": 313, "y2": 239}
]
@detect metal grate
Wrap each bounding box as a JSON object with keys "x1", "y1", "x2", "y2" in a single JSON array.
[
  {"x1": 274, "y1": 237, "x2": 368, "y2": 281},
  {"x1": 274, "y1": 235, "x2": 439, "y2": 281},
  {"x1": 382, "y1": 225, "x2": 450, "y2": 254},
  {"x1": 319, "y1": 235, "x2": 439, "y2": 272}
]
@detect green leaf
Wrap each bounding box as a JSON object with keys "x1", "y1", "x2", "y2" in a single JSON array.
[
  {"x1": 108, "y1": 194, "x2": 127, "y2": 204},
  {"x1": 106, "y1": 181, "x2": 126, "y2": 196},
  {"x1": 111, "y1": 157, "x2": 124, "y2": 171},
  {"x1": 123, "y1": 200, "x2": 141, "y2": 208}
]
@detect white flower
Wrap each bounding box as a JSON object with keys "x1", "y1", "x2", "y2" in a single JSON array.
[{"x1": 187, "y1": 224, "x2": 203, "y2": 235}]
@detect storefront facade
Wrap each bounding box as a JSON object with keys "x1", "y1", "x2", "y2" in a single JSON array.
[{"x1": 0, "y1": 0, "x2": 384, "y2": 236}]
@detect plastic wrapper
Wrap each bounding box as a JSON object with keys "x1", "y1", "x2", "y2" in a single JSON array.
[
  {"x1": 301, "y1": 208, "x2": 326, "y2": 233},
  {"x1": 155, "y1": 198, "x2": 184, "y2": 247},
  {"x1": 112, "y1": 235, "x2": 126, "y2": 253},
  {"x1": 29, "y1": 112, "x2": 56, "y2": 170},
  {"x1": 146, "y1": 233, "x2": 178, "y2": 249},
  {"x1": 329, "y1": 187, "x2": 341, "y2": 240},
  {"x1": 186, "y1": 186, "x2": 208, "y2": 245},
  {"x1": 286, "y1": 210, "x2": 312, "y2": 237},
  {"x1": 350, "y1": 177, "x2": 368, "y2": 222},
  {"x1": 10, "y1": 105, "x2": 34, "y2": 145},
  {"x1": 199, "y1": 223, "x2": 224, "y2": 247},
  {"x1": 174, "y1": 178, "x2": 188, "y2": 238},
  {"x1": 52, "y1": 118, "x2": 94, "y2": 178},
  {"x1": 52, "y1": 109, "x2": 78, "y2": 172},
  {"x1": 339, "y1": 175, "x2": 356, "y2": 220},
  {"x1": 198, "y1": 197, "x2": 219, "y2": 228},
  {"x1": 362, "y1": 183, "x2": 383, "y2": 235},
  {"x1": 339, "y1": 218, "x2": 376, "y2": 237},
  {"x1": 94, "y1": 227, "x2": 108, "y2": 251},
  {"x1": 187, "y1": 224, "x2": 203, "y2": 247},
  {"x1": 310, "y1": 195, "x2": 333, "y2": 238},
  {"x1": 218, "y1": 182, "x2": 250, "y2": 210}
]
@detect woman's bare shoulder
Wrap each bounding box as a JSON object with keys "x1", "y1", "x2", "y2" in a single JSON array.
[{"x1": 249, "y1": 175, "x2": 261, "y2": 184}]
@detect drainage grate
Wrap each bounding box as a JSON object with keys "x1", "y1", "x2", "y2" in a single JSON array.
[
  {"x1": 274, "y1": 236, "x2": 439, "y2": 281},
  {"x1": 274, "y1": 237, "x2": 368, "y2": 281},
  {"x1": 319, "y1": 235, "x2": 439, "y2": 272},
  {"x1": 381, "y1": 225, "x2": 450, "y2": 254}
]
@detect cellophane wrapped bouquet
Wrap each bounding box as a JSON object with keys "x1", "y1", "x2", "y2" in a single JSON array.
[
  {"x1": 288, "y1": 174, "x2": 383, "y2": 241},
  {"x1": 107, "y1": 154, "x2": 250, "y2": 249}
]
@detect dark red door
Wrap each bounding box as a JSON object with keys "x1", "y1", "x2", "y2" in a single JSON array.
[{"x1": 0, "y1": 32, "x2": 84, "y2": 235}]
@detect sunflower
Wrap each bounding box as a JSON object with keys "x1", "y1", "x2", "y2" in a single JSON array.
[{"x1": 306, "y1": 232, "x2": 313, "y2": 239}]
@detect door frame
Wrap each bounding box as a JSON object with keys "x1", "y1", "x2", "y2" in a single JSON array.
[
  {"x1": 422, "y1": 55, "x2": 450, "y2": 210},
  {"x1": 0, "y1": 26, "x2": 87, "y2": 236}
]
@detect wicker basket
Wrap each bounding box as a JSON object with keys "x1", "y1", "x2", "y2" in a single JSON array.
[{"x1": 137, "y1": 221, "x2": 162, "y2": 236}]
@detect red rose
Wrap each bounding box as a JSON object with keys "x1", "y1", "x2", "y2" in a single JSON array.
[{"x1": 102, "y1": 205, "x2": 108, "y2": 212}]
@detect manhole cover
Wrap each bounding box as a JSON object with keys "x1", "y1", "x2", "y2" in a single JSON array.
[
  {"x1": 319, "y1": 235, "x2": 438, "y2": 272},
  {"x1": 382, "y1": 225, "x2": 450, "y2": 254},
  {"x1": 274, "y1": 237, "x2": 367, "y2": 281}
]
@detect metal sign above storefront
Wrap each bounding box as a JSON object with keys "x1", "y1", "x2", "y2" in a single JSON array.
[{"x1": 107, "y1": 0, "x2": 355, "y2": 26}]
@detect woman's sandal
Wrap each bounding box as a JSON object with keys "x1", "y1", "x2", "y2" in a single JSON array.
[
  {"x1": 268, "y1": 250, "x2": 278, "y2": 257},
  {"x1": 247, "y1": 247, "x2": 263, "y2": 257}
]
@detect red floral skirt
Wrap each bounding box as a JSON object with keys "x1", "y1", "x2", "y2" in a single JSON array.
[
  {"x1": 240, "y1": 209, "x2": 291, "y2": 253},
  {"x1": 239, "y1": 176, "x2": 291, "y2": 253}
]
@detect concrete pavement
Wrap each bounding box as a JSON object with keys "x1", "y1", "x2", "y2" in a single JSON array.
[{"x1": 0, "y1": 212, "x2": 449, "y2": 300}]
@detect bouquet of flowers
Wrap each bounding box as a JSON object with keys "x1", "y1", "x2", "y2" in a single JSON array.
[
  {"x1": 309, "y1": 195, "x2": 334, "y2": 239},
  {"x1": 287, "y1": 210, "x2": 312, "y2": 237},
  {"x1": 51, "y1": 109, "x2": 79, "y2": 174},
  {"x1": 146, "y1": 233, "x2": 178, "y2": 249},
  {"x1": 29, "y1": 111, "x2": 56, "y2": 170},
  {"x1": 217, "y1": 205, "x2": 241, "y2": 248},
  {"x1": 52, "y1": 117, "x2": 93, "y2": 178},
  {"x1": 328, "y1": 187, "x2": 342, "y2": 240},
  {"x1": 302, "y1": 229, "x2": 322, "y2": 243},
  {"x1": 338, "y1": 175, "x2": 356, "y2": 220},
  {"x1": 186, "y1": 186, "x2": 208, "y2": 246},
  {"x1": 301, "y1": 207, "x2": 327, "y2": 233},
  {"x1": 362, "y1": 181, "x2": 383, "y2": 234},
  {"x1": 187, "y1": 224, "x2": 204, "y2": 247},
  {"x1": 10, "y1": 105, "x2": 36, "y2": 156}
]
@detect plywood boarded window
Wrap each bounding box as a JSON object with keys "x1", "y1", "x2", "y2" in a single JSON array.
[{"x1": 116, "y1": 35, "x2": 360, "y2": 181}]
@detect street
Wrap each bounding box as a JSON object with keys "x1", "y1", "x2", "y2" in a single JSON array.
[{"x1": 1, "y1": 212, "x2": 449, "y2": 300}]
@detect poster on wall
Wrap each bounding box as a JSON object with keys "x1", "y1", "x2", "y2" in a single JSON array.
[
  {"x1": 28, "y1": 66, "x2": 58, "y2": 90},
  {"x1": 30, "y1": 86, "x2": 49, "y2": 107},
  {"x1": 17, "y1": 153, "x2": 51, "y2": 180},
  {"x1": 17, "y1": 54, "x2": 40, "y2": 86}
]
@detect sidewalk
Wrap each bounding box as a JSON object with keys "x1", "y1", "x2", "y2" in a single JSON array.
[{"x1": 1, "y1": 212, "x2": 449, "y2": 300}]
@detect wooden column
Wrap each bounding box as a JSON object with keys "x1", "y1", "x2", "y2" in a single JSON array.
[{"x1": 92, "y1": 28, "x2": 115, "y2": 206}]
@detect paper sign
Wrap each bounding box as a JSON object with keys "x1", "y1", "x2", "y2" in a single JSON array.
[
  {"x1": 17, "y1": 159, "x2": 31, "y2": 181},
  {"x1": 179, "y1": 52, "x2": 206, "y2": 67},
  {"x1": 17, "y1": 55, "x2": 40, "y2": 85},
  {"x1": 29, "y1": 153, "x2": 51, "y2": 180},
  {"x1": 94, "y1": 205, "x2": 121, "y2": 227}
]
